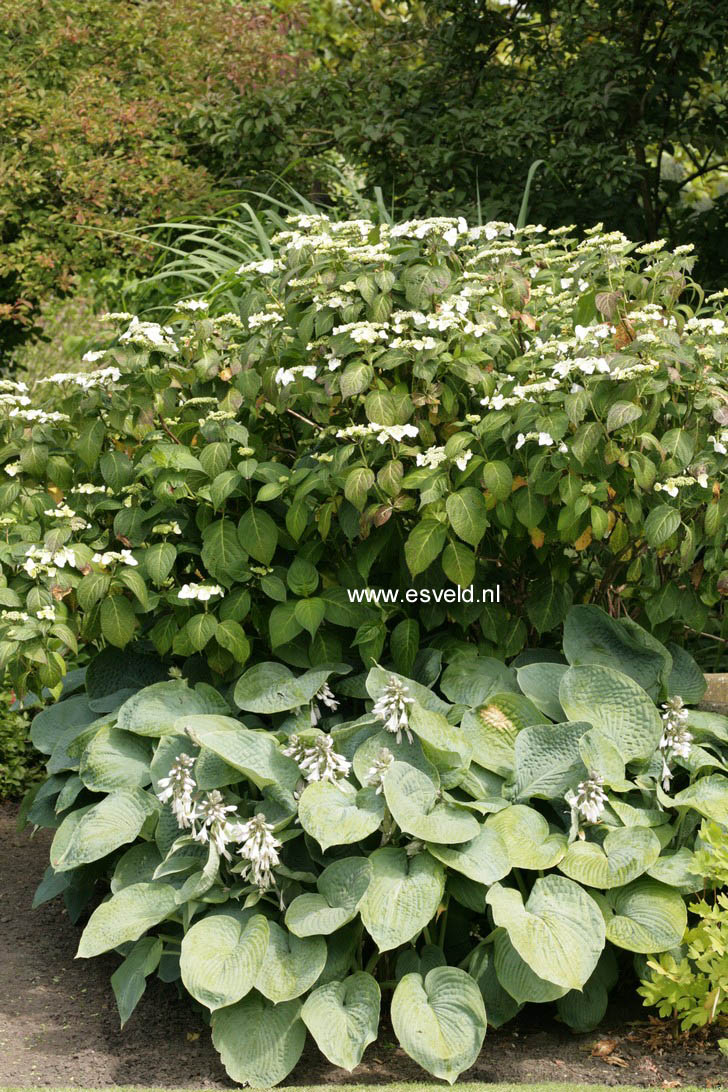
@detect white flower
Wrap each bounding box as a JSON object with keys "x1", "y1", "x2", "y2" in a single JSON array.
[
  {"x1": 455, "y1": 449, "x2": 473, "y2": 472},
  {"x1": 35, "y1": 606, "x2": 56, "y2": 621},
  {"x1": 372, "y1": 423, "x2": 419, "y2": 444},
  {"x1": 82, "y1": 349, "x2": 107, "y2": 363},
  {"x1": 4, "y1": 462, "x2": 21, "y2": 477},
  {"x1": 566, "y1": 773, "x2": 608, "y2": 825},
  {"x1": 416, "y1": 445, "x2": 447, "y2": 470},
  {"x1": 309, "y1": 682, "x2": 339, "y2": 726},
  {"x1": 119, "y1": 317, "x2": 178, "y2": 352},
  {"x1": 365, "y1": 747, "x2": 395, "y2": 793},
  {"x1": 284, "y1": 733, "x2": 351, "y2": 783},
  {"x1": 659, "y1": 696, "x2": 693, "y2": 790},
  {"x1": 177, "y1": 582, "x2": 224, "y2": 601},
  {"x1": 248, "y1": 309, "x2": 283, "y2": 330},
  {"x1": 275, "y1": 365, "x2": 317, "y2": 387},
  {"x1": 372, "y1": 676, "x2": 415, "y2": 745},
  {"x1": 192, "y1": 790, "x2": 239, "y2": 860},
  {"x1": 45, "y1": 505, "x2": 76, "y2": 519},
  {"x1": 157, "y1": 753, "x2": 197, "y2": 829},
  {"x1": 92, "y1": 549, "x2": 138, "y2": 567},
  {"x1": 176, "y1": 298, "x2": 209, "y2": 312},
  {"x1": 234, "y1": 813, "x2": 282, "y2": 891}
]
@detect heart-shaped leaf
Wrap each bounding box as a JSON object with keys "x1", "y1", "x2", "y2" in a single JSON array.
[
  {"x1": 359, "y1": 847, "x2": 445, "y2": 952},
  {"x1": 486, "y1": 805, "x2": 567, "y2": 870},
  {"x1": 493, "y1": 930, "x2": 568, "y2": 1004},
  {"x1": 117, "y1": 680, "x2": 229, "y2": 736},
  {"x1": 180, "y1": 910, "x2": 269, "y2": 1010},
  {"x1": 301, "y1": 972, "x2": 380, "y2": 1071},
  {"x1": 51, "y1": 788, "x2": 157, "y2": 871},
  {"x1": 558, "y1": 827, "x2": 661, "y2": 889},
  {"x1": 286, "y1": 857, "x2": 372, "y2": 937},
  {"x1": 515, "y1": 663, "x2": 567, "y2": 722},
  {"x1": 298, "y1": 781, "x2": 384, "y2": 852},
  {"x1": 512, "y1": 721, "x2": 588, "y2": 800},
  {"x1": 254, "y1": 921, "x2": 327, "y2": 1002},
  {"x1": 179, "y1": 714, "x2": 300, "y2": 792},
  {"x1": 563, "y1": 605, "x2": 671, "y2": 701},
  {"x1": 601, "y1": 877, "x2": 687, "y2": 953},
  {"x1": 460, "y1": 694, "x2": 543, "y2": 777},
  {"x1": 427, "y1": 825, "x2": 510, "y2": 885},
  {"x1": 77, "y1": 881, "x2": 177, "y2": 958},
  {"x1": 211, "y1": 994, "x2": 305, "y2": 1088},
  {"x1": 559, "y1": 665, "x2": 662, "y2": 761},
  {"x1": 383, "y1": 762, "x2": 479, "y2": 844}
]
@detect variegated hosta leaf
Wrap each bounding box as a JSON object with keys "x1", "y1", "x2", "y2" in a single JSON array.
[
  {"x1": 77, "y1": 881, "x2": 178, "y2": 958},
  {"x1": 459, "y1": 693, "x2": 544, "y2": 777},
  {"x1": 78, "y1": 725, "x2": 151, "y2": 792},
  {"x1": 493, "y1": 930, "x2": 568, "y2": 1004},
  {"x1": 301, "y1": 972, "x2": 380, "y2": 1071},
  {"x1": 440, "y1": 655, "x2": 518, "y2": 705},
  {"x1": 669, "y1": 774, "x2": 728, "y2": 824},
  {"x1": 211, "y1": 994, "x2": 306, "y2": 1088},
  {"x1": 559, "y1": 665, "x2": 662, "y2": 761},
  {"x1": 468, "y1": 943, "x2": 522, "y2": 1028},
  {"x1": 487, "y1": 875, "x2": 605, "y2": 990},
  {"x1": 352, "y1": 729, "x2": 438, "y2": 787},
  {"x1": 254, "y1": 921, "x2": 327, "y2": 1002},
  {"x1": 485, "y1": 804, "x2": 567, "y2": 870},
  {"x1": 556, "y1": 948, "x2": 619, "y2": 1032},
  {"x1": 512, "y1": 721, "x2": 588, "y2": 801},
  {"x1": 427, "y1": 825, "x2": 510, "y2": 885},
  {"x1": 558, "y1": 827, "x2": 661, "y2": 889},
  {"x1": 359, "y1": 846, "x2": 445, "y2": 952},
  {"x1": 180, "y1": 909, "x2": 269, "y2": 1011},
  {"x1": 117, "y1": 680, "x2": 229, "y2": 736},
  {"x1": 51, "y1": 788, "x2": 157, "y2": 871},
  {"x1": 383, "y1": 761, "x2": 479, "y2": 844},
  {"x1": 602, "y1": 877, "x2": 687, "y2": 953},
  {"x1": 298, "y1": 780, "x2": 384, "y2": 852},
  {"x1": 647, "y1": 848, "x2": 704, "y2": 893},
  {"x1": 285, "y1": 857, "x2": 372, "y2": 937},
  {"x1": 178, "y1": 714, "x2": 300, "y2": 792},
  {"x1": 391, "y1": 966, "x2": 487, "y2": 1083},
  {"x1": 515, "y1": 663, "x2": 567, "y2": 722},
  {"x1": 563, "y1": 605, "x2": 671, "y2": 701}
]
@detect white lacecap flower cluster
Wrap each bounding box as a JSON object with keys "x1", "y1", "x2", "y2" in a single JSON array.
[
  {"x1": 23, "y1": 544, "x2": 80, "y2": 578},
  {"x1": 275, "y1": 365, "x2": 317, "y2": 387},
  {"x1": 119, "y1": 317, "x2": 178, "y2": 352},
  {"x1": 283, "y1": 731, "x2": 351, "y2": 784},
  {"x1": 659, "y1": 695, "x2": 693, "y2": 791},
  {"x1": 177, "y1": 582, "x2": 224, "y2": 601},
  {"x1": 365, "y1": 747, "x2": 395, "y2": 793},
  {"x1": 92, "y1": 549, "x2": 138, "y2": 567},
  {"x1": 565, "y1": 772, "x2": 608, "y2": 826},
  {"x1": 515, "y1": 431, "x2": 568, "y2": 453},
  {"x1": 372, "y1": 676, "x2": 415, "y2": 744}
]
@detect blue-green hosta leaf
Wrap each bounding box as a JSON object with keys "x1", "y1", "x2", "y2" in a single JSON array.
[
  {"x1": 494, "y1": 931, "x2": 568, "y2": 1004},
  {"x1": 601, "y1": 877, "x2": 687, "y2": 953},
  {"x1": 30, "y1": 694, "x2": 96, "y2": 754},
  {"x1": 391, "y1": 966, "x2": 487, "y2": 1084},
  {"x1": 254, "y1": 921, "x2": 327, "y2": 1002},
  {"x1": 558, "y1": 827, "x2": 661, "y2": 889},
  {"x1": 666, "y1": 642, "x2": 706, "y2": 704},
  {"x1": 359, "y1": 846, "x2": 445, "y2": 952},
  {"x1": 457, "y1": 763, "x2": 508, "y2": 813},
  {"x1": 365, "y1": 665, "x2": 451, "y2": 716},
  {"x1": 352, "y1": 730, "x2": 438, "y2": 787},
  {"x1": 111, "y1": 936, "x2": 162, "y2": 1028},
  {"x1": 440, "y1": 656, "x2": 518, "y2": 705},
  {"x1": 686, "y1": 710, "x2": 728, "y2": 747},
  {"x1": 301, "y1": 972, "x2": 380, "y2": 1071},
  {"x1": 459, "y1": 693, "x2": 544, "y2": 778},
  {"x1": 512, "y1": 721, "x2": 588, "y2": 801},
  {"x1": 315, "y1": 921, "x2": 361, "y2": 988},
  {"x1": 77, "y1": 881, "x2": 178, "y2": 957},
  {"x1": 180, "y1": 909, "x2": 269, "y2": 1010},
  {"x1": 179, "y1": 714, "x2": 299, "y2": 792},
  {"x1": 78, "y1": 725, "x2": 151, "y2": 792},
  {"x1": 487, "y1": 875, "x2": 605, "y2": 990},
  {"x1": 559, "y1": 665, "x2": 662, "y2": 762},
  {"x1": 298, "y1": 780, "x2": 385, "y2": 852},
  {"x1": 468, "y1": 943, "x2": 522, "y2": 1028},
  {"x1": 647, "y1": 849, "x2": 704, "y2": 893},
  {"x1": 117, "y1": 680, "x2": 229, "y2": 737},
  {"x1": 51, "y1": 788, "x2": 157, "y2": 871},
  {"x1": 383, "y1": 762, "x2": 479, "y2": 844},
  {"x1": 669, "y1": 774, "x2": 728, "y2": 824},
  {"x1": 111, "y1": 842, "x2": 163, "y2": 893},
  {"x1": 556, "y1": 948, "x2": 619, "y2": 1032},
  {"x1": 211, "y1": 994, "x2": 305, "y2": 1088},
  {"x1": 408, "y1": 704, "x2": 472, "y2": 775},
  {"x1": 285, "y1": 857, "x2": 372, "y2": 937},
  {"x1": 486, "y1": 805, "x2": 567, "y2": 870},
  {"x1": 515, "y1": 662, "x2": 567, "y2": 722},
  {"x1": 578, "y1": 728, "x2": 630, "y2": 790},
  {"x1": 427, "y1": 825, "x2": 510, "y2": 885},
  {"x1": 563, "y1": 605, "x2": 671, "y2": 701}
]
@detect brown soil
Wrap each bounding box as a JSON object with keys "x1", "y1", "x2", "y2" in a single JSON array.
[{"x1": 0, "y1": 801, "x2": 726, "y2": 1089}]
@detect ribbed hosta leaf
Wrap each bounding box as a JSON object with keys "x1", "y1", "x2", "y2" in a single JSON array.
[
  {"x1": 559, "y1": 665, "x2": 662, "y2": 761},
  {"x1": 578, "y1": 728, "x2": 630, "y2": 790},
  {"x1": 670, "y1": 774, "x2": 728, "y2": 824},
  {"x1": 352, "y1": 730, "x2": 438, "y2": 786},
  {"x1": 51, "y1": 788, "x2": 157, "y2": 871},
  {"x1": 440, "y1": 656, "x2": 518, "y2": 705},
  {"x1": 602, "y1": 877, "x2": 687, "y2": 953},
  {"x1": 391, "y1": 966, "x2": 486, "y2": 1083},
  {"x1": 468, "y1": 943, "x2": 522, "y2": 1028},
  {"x1": 366, "y1": 665, "x2": 451, "y2": 716},
  {"x1": 178, "y1": 714, "x2": 300, "y2": 791},
  {"x1": 408, "y1": 703, "x2": 472, "y2": 770},
  {"x1": 493, "y1": 931, "x2": 567, "y2": 1004},
  {"x1": 211, "y1": 994, "x2": 305, "y2": 1088},
  {"x1": 298, "y1": 780, "x2": 385, "y2": 852},
  {"x1": 486, "y1": 804, "x2": 567, "y2": 869},
  {"x1": 512, "y1": 721, "x2": 588, "y2": 800},
  {"x1": 234, "y1": 662, "x2": 339, "y2": 713},
  {"x1": 383, "y1": 762, "x2": 479, "y2": 844},
  {"x1": 79, "y1": 725, "x2": 151, "y2": 792},
  {"x1": 666, "y1": 642, "x2": 706, "y2": 704},
  {"x1": 117, "y1": 680, "x2": 229, "y2": 736},
  {"x1": 515, "y1": 663, "x2": 567, "y2": 722},
  {"x1": 301, "y1": 973, "x2": 380, "y2": 1071},
  {"x1": 180, "y1": 910, "x2": 269, "y2": 1010},
  {"x1": 558, "y1": 827, "x2": 661, "y2": 889},
  {"x1": 427, "y1": 825, "x2": 510, "y2": 885},
  {"x1": 487, "y1": 875, "x2": 605, "y2": 990},
  {"x1": 286, "y1": 857, "x2": 372, "y2": 937},
  {"x1": 254, "y1": 921, "x2": 327, "y2": 1002},
  {"x1": 647, "y1": 848, "x2": 704, "y2": 893},
  {"x1": 77, "y1": 881, "x2": 177, "y2": 958},
  {"x1": 556, "y1": 948, "x2": 619, "y2": 1032},
  {"x1": 359, "y1": 846, "x2": 445, "y2": 952},
  {"x1": 460, "y1": 694, "x2": 543, "y2": 777},
  {"x1": 563, "y1": 605, "x2": 671, "y2": 700}
]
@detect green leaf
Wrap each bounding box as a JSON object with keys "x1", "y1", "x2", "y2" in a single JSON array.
[
  {"x1": 459, "y1": 694, "x2": 544, "y2": 777},
  {"x1": 512, "y1": 721, "x2": 588, "y2": 801},
  {"x1": 493, "y1": 931, "x2": 567, "y2": 1004},
  {"x1": 211, "y1": 994, "x2": 305, "y2": 1088},
  {"x1": 602, "y1": 878, "x2": 687, "y2": 952},
  {"x1": 78, "y1": 881, "x2": 177, "y2": 958},
  {"x1": 606, "y1": 401, "x2": 642, "y2": 432},
  {"x1": 118, "y1": 680, "x2": 228, "y2": 737},
  {"x1": 563, "y1": 605, "x2": 671, "y2": 700},
  {"x1": 556, "y1": 949, "x2": 618, "y2": 1033},
  {"x1": 482, "y1": 461, "x2": 512, "y2": 501},
  {"x1": 76, "y1": 419, "x2": 105, "y2": 467},
  {"x1": 486, "y1": 805, "x2": 567, "y2": 870},
  {"x1": 515, "y1": 663, "x2": 567, "y2": 721},
  {"x1": 527, "y1": 577, "x2": 573, "y2": 634},
  {"x1": 645, "y1": 504, "x2": 681, "y2": 547},
  {"x1": 468, "y1": 943, "x2": 522, "y2": 1028},
  {"x1": 559, "y1": 665, "x2": 662, "y2": 761},
  {"x1": 111, "y1": 936, "x2": 162, "y2": 1028},
  {"x1": 446, "y1": 488, "x2": 487, "y2": 547},
  {"x1": 180, "y1": 910, "x2": 269, "y2": 1010},
  {"x1": 345, "y1": 467, "x2": 375, "y2": 511},
  {"x1": 179, "y1": 714, "x2": 300, "y2": 791},
  {"x1": 142, "y1": 542, "x2": 177, "y2": 586},
  {"x1": 294, "y1": 597, "x2": 325, "y2": 638},
  {"x1": 391, "y1": 966, "x2": 486, "y2": 1083},
  {"x1": 215, "y1": 619, "x2": 251, "y2": 663},
  {"x1": 669, "y1": 774, "x2": 728, "y2": 824},
  {"x1": 405, "y1": 519, "x2": 447, "y2": 576},
  {"x1": 442, "y1": 541, "x2": 475, "y2": 587},
  {"x1": 359, "y1": 846, "x2": 444, "y2": 952},
  {"x1": 233, "y1": 662, "x2": 336, "y2": 714},
  {"x1": 202, "y1": 519, "x2": 249, "y2": 582},
  {"x1": 427, "y1": 825, "x2": 510, "y2": 885},
  {"x1": 254, "y1": 921, "x2": 327, "y2": 1002},
  {"x1": 298, "y1": 780, "x2": 385, "y2": 852},
  {"x1": 487, "y1": 875, "x2": 605, "y2": 990},
  {"x1": 383, "y1": 761, "x2": 479, "y2": 843},
  {"x1": 440, "y1": 656, "x2": 518, "y2": 705},
  {"x1": 558, "y1": 827, "x2": 661, "y2": 889},
  {"x1": 51, "y1": 788, "x2": 157, "y2": 871},
  {"x1": 390, "y1": 619, "x2": 419, "y2": 676},
  {"x1": 100, "y1": 595, "x2": 137, "y2": 647},
  {"x1": 286, "y1": 857, "x2": 372, "y2": 937},
  {"x1": 301, "y1": 973, "x2": 380, "y2": 1071},
  {"x1": 79, "y1": 725, "x2": 151, "y2": 792},
  {"x1": 238, "y1": 507, "x2": 278, "y2": 564}
]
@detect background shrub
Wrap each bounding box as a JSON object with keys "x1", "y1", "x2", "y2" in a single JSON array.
[{"x1": 0, "y1": 689, "x2": 39, "y2": 798}]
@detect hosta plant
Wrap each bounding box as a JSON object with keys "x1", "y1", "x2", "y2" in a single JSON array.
[
  {"x1": 1, "y1": 216, "x2": 728, "y2": 699},
  {"x1": 23, "y1": 605, "x2": 728, "y2": 1084}
]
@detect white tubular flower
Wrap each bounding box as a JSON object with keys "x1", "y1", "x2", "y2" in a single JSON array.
[
  {"x1": 566, "y1": 773, "x2": 608, "y2": 825},
  {"x1": 234, "y1": 813, "x2": 282, "y2": 892},
  {"x1": 372, "y1": 676, "x2": 415, "y2": 744},
  {"x1": 297, "y1": 735, "x2": 351, "y2": 783},
  {"x1": 192, "y1": 790, "x2": 239, "y2": 860},
  {"x1": 365, "y1": 747, "x2": 395, "y2": 793},
  {"x1": 282, "y1": 733, "x2": 307, "y2": 764},
  {"x1": 35, "y1": 606, "x2": 56, "y2": 621},
  {"x1": 309, "y1": 681, "x2": 339, "y2": 725},
  {"x1": 659, "y1": 696, "x2": 693, "y2": 790},
  {"x1": 157, "y1": 753, "x2": 197, "y2": 829}
]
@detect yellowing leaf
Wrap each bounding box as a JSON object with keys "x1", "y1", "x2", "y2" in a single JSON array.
[
  {"x1": 530, "y1": 528, "x2": 545, "y2": 548},
  {"x1": 574, "y1": 527, "x2": 593, "y2": 551}
]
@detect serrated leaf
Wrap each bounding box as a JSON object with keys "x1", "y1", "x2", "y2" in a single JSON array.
[
  {"x1": 445, "y1": 488, "x2": 487, "y2": 547},
  {"x1": 405, "y1": 519, "x2": 447, "y2": 576},
  {"x1": 238, "y1": 506, "x2": 278, "y2": 564}
]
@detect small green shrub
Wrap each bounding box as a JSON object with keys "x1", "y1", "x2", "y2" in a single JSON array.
[
  {"x1": 0, "y1": 689, "x2": 40, "y2": 798},
  {"x1": 0, "y1": 216, "x2": 726, "y2": 697},
  {"x1": 639, "y1": 821, "x2": 728, "y2": 1054},
  {"x1": 24, "y1": 606, "x2": 728, "y2": 1083}
]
